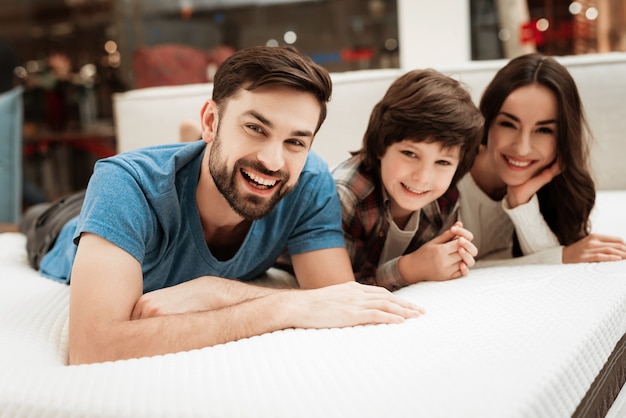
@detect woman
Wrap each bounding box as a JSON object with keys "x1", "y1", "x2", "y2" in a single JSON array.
[{"x1": 458, "y1": 53, "x2": 626, "y2": 265}]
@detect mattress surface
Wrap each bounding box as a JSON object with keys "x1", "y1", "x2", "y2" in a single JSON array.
[{"x1": 1, "y1": 229, "x2": 626, "y2": 418}]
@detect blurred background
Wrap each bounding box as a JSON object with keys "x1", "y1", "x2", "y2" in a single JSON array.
[{"x1": 0, "y1": 0, "x2": 625, "y2": 223}]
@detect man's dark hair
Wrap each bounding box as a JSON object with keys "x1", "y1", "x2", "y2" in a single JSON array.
[{"x1": 212, "y1": 46, "x2": 332, "y2": 134}]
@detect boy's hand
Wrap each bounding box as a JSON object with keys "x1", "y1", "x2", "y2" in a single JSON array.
[
  {"x1": 398, "y1": 221, "x2": 477, "y2": 284},
  {"x1": 506, "y1": 160, "x2": 561, "y2": 208}
]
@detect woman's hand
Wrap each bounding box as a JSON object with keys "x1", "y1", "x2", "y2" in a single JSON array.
[
  {"x1": 562, "y1": 234, "x2": 626, "y2": 263},
  {"x1": 506, "y1": 160, "x2": 561, "y2": 208}
]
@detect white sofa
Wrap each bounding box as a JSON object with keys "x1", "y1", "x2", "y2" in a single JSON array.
[{"x1": 114, "y1": 52, "x2": 626, "y2": 190}]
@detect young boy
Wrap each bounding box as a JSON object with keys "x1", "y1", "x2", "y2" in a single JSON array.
[{"x1": 333, "y1": 69, "x2": 484, "y2": 291}]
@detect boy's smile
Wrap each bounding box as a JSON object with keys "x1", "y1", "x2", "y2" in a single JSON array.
[{"x1": 379, "y1": 139, "x2": 459, "y2": 228}]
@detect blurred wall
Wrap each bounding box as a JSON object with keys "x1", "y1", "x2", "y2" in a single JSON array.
[{"x1": 398, "y1": 0, "x2": 471, "y2": 69}]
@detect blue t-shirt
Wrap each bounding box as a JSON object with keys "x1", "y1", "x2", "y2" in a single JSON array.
[{"x1": 40, "y1": 141, "x2": 345, "y2": 293}]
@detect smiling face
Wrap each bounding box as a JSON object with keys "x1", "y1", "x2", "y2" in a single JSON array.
[
  {"x1": 379, "y1": 139, "x2": 460, "y2": 225},
  {"x1": 203, "y1": 85, "x2": 320, "y2": 220},
  {"x1": 487, "y1": 83, "x2": 558, "y2": 188}
]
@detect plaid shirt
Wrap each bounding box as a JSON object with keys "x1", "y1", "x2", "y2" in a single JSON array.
[{"x1": 332, "y1": 154, "x2": 459, "y2": 291}]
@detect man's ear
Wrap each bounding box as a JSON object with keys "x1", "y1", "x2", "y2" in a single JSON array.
[{"x1": 200, "y1": 100, "x2": 219, "y2": 144}]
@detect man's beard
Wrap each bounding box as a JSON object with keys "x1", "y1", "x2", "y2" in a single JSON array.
[{"x1": 208, "y1": 135, "x2": 293, "y2": 220}]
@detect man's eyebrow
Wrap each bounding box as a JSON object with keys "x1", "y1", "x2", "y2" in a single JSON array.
[
  {"x1": 247, "y1": 110, "x2": 314, "y2": 138},
  {"x1": 500, "y1": 111, "x2": 557, "y2": 125},
  {"x1": 248, "y1": 110, "x2": 272, "y2": 128}
]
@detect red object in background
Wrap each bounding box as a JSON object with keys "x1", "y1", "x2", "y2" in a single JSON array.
[
  {"x1": 341, "y1": 48, "x2": 375, "y2": 61},
  {"x1": 520, "y1": 19, "x2": 574, "y2": 47},
  {"x1": 520, "y1": 21, "x2": 543, "y2": 45},
  {"x1": 132, "y1": 44, "x2": 210, "y2": 89},
  {"x1": 45, "y1": 90, "x2": 67, "y2": 131}
]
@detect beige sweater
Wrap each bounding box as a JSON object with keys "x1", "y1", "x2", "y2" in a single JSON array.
[{"x1": 457, "y1": 174, "x2": 563, "y2": 267}]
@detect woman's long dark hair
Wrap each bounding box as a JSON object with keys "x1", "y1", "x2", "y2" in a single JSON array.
[{"x1": 479, "y1": 53, "x2": 595, "y2": 245}]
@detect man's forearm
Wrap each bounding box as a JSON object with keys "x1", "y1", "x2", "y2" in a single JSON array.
[
  {"x1": 70, "y1": 290, "x2": 294, "y2": 365},
  {"x1": 203, "y1": 276, "x2": 285, "y2": 306},
  {"x1": 70, "y1": 281, "x2": 424, "y2": 365},
  {"x1": 133, "y1": 275, "x2": 287, "y2": 318}
]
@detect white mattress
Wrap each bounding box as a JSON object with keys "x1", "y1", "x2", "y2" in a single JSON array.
[{"x1": 1, "y1": 191, "x2": 626, "y2": 418}]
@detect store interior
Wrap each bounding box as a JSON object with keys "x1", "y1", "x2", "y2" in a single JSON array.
[{"x1": 0, "y1": 0, "x2": 625, "y2": 222}]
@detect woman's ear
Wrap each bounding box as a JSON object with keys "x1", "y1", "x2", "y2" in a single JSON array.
[{"x1": 200, "y1": 100, "x2": 219, "y2": 143}]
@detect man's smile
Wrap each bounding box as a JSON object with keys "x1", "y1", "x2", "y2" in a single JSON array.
[{"x1": 241, "y1": 168, "x2": 281, "y2": 190}]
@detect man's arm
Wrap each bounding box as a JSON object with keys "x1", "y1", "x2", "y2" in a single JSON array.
[
  {"x1": 137, "y1": 247, "x2": 355, "y2": 315},
  {"x1": 69, "y1": 233, "x2": 423, "y2": 365},
  {"x1": 290, "y1": 247, "x2": 355, "y2": 289},
  {"x1": 131, "y1": 271, "x2": 283, "y2": 318},
  {"x1": 131, "y1": 248, "x2": 354, "y2": 316}
]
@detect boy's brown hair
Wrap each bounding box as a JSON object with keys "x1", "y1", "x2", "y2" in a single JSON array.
[{"x1": 357, "y1": 69, "x2": 483, "y2": 186}]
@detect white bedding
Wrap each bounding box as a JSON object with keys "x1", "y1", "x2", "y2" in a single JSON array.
[{"x1": 1, "y1": 191, "x2": 626, "y2": 418}]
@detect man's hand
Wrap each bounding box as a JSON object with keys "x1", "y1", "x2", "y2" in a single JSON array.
[
  {"x1": 563, "y1": 233, "x2": 626, "y2": 263},
  {"x1": 398, "y1": 221, "x2": 477, "y2": 284},
  {"x1": 283, "y1": 281, "x2": 425, "y2": 328},
  {"x1": 135, "y1": 279, "x2": 423, "y2": 329},
  {"x1": 506, "y1": 160, "x2": 561, "y2": 208}
]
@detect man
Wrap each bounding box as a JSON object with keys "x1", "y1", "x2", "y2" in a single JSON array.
[{"x1": 26, "y1": 46, "x2": 422, "y2": 364}]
